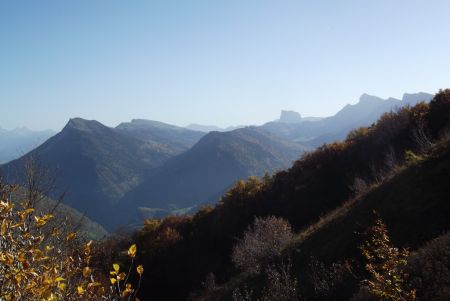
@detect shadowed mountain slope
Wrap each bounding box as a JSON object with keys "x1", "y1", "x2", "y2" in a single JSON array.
[
  {"x1": 2, "y1": 118, "x2": 176, "y2": 229},
  {"x1": 120, "y1": 127, "x2": 306, "y2": 220}
]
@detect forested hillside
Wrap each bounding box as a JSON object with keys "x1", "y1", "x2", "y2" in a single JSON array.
[{"x1": 117, "y1": 89, "x2": 450, "y2": 300}]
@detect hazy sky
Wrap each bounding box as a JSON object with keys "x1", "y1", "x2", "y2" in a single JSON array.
[{"x1": 1, "y1": 0, "x2": 449, "y2": 131}]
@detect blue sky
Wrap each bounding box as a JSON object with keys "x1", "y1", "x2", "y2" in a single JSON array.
[{"x1": 1, "y1": 0, "x2": 449, "y2": 130}]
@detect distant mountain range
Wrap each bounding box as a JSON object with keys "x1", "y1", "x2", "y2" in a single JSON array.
[
  {"x1": 1, "y1": 92, "x2": 434, "y2": 230},
  {"x1": 261, "y1": 92, "x2": 433, "y2": 147},
  {"x1": 0, "y1": 127, "x2": 56, "y2": 163},
  {"x1": 2, "y1": 118, "x2": 205, "y2": 229}
]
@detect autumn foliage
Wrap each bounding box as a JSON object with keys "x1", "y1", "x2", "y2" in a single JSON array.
[
  {"x1": 360, "y1": 219, "x2": 416, "y2": 301},
  {"x1": 0, "y1": 182, "x2": 143, "y2": 301}
]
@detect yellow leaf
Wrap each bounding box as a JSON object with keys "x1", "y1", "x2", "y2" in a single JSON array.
[
  {"x1": 77, "y1": 286, "x2": 85, "y2": 295},
  {"x1": 122, "y1": 283, "x2": 134, "y2": 297},
  {"x1": 128, "y1": 244, "x2": 137, "y2": 258},
  {"x1": 11, "y1": 222, "x2": 23, "y2": 228},
  {"x1": 18, "y1": 252, "x2": 26, "y2": 262},
  {"x1": 14, "y1": 273, "x2": 22, "y2": 284},
  {"x1": 23, "y1": 208, "x2": 35, "y2": 214},
  {"x1": 34, "y1": 214, "x2": 53, "y2": 227},
  {"x1": 98, "y1": 286, "x2": 106, "y2": 295},
  {"x1": 137, "y1": 265, "x2": 144, "y2": 275},
  {"x1": 66, "y1": 232, "x2": 76, "y2": 241},
  {"x1": 87, "y1": 282, "x2": 101, "y2": 289},
  {"x1": 110, "y1": 278, "x2": 117, "y2": 285},
  {"x1": 84, "y1": 240, "x2": 93, "y2": 254},
  {"x1": 82, "y1": 266, "x2": 91, "y2": 278},
  {"x1": 1, "y1": 219, "x2": 7, "y2": 235},
  {"x1": 113, "y1": 263, "x2": 120, "y2": 272},
  {"x1": 51, "y1": 227, "x2": 59, "y2": 236}
]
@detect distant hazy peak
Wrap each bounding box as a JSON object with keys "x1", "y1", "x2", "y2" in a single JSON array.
[
  {"x1": 402, "y1": 92, "x2": 434, "y2": 103},
  {"x1": 358, "y1": 93, "x2": 386, "y2": 104},
  {"x1": 279, "y1": 110, "x2": 302, "y2": 123},
  {"x1": 64, "y1": 118, "x2": 106, "y2": 132},
  {"x1": 117, "y1": 119, "x2": 182, "y2": 130},
  {"x1": 357, "y1": 92, "x2": 433, "y2": 106},
  {"x1": 130, "y1": 119, "x2": 169, "y2": 127},
  {"x1": 0, "y1": 126, "x2": 54, "y2": 135}
]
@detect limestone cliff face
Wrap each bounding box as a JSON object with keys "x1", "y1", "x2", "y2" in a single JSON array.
[{"x1": 279, "y1": 110, "x2": 302, "y2": 123}]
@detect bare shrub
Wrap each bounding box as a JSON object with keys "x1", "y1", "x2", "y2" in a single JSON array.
[
  {"x1": 384, "y1": 146, "x2": 399, "y2": 171},
  {"x1": 350, "y1": 177, "x2": 369, "y2": 195},
  {"x1": 232, "y1": 285, "x2": 253, "y2": 301},
  {"x1": 308, "y1": 257, "x2": 356, "y2": 298},
  {"x1": 261, "y1": 260, "x2": 298, "y2": 301},
  {"x1": 232, "y1": 216, "x2": 293, "y2": 274},
  {"x1": 411, "y1": 119, "x2": 433, "y2": 153},
  {"x1": 202, "y1": 273, "x2": 217, "y2": 294},
  {"x1": 407, "y1": 232, "x2": 450, "y2": 301},
  {"x1": 350, "y1": 286, "x2": 378, "y2": 301},
  {"x1": 369, "y1": 162, "x2": 385, "y2": 184},
  {"x1": 231, "y1": 260, "x2": 299, "y2": 301}
]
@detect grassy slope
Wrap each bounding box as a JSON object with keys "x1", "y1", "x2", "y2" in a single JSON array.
[
  {"x1": 211, "y1": 139, "x2": 450, "y2": 300},
  {"x1": 294, "y1": 139, "x2": 450, "y2": 264}
]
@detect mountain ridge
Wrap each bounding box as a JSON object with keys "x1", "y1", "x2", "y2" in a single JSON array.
[
  {"x1": 2, "y1": 117, "x2": 178, "y2": 229},
  {"x1": 261, "y1": 92, "x2": 434, "y2": 146}
]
